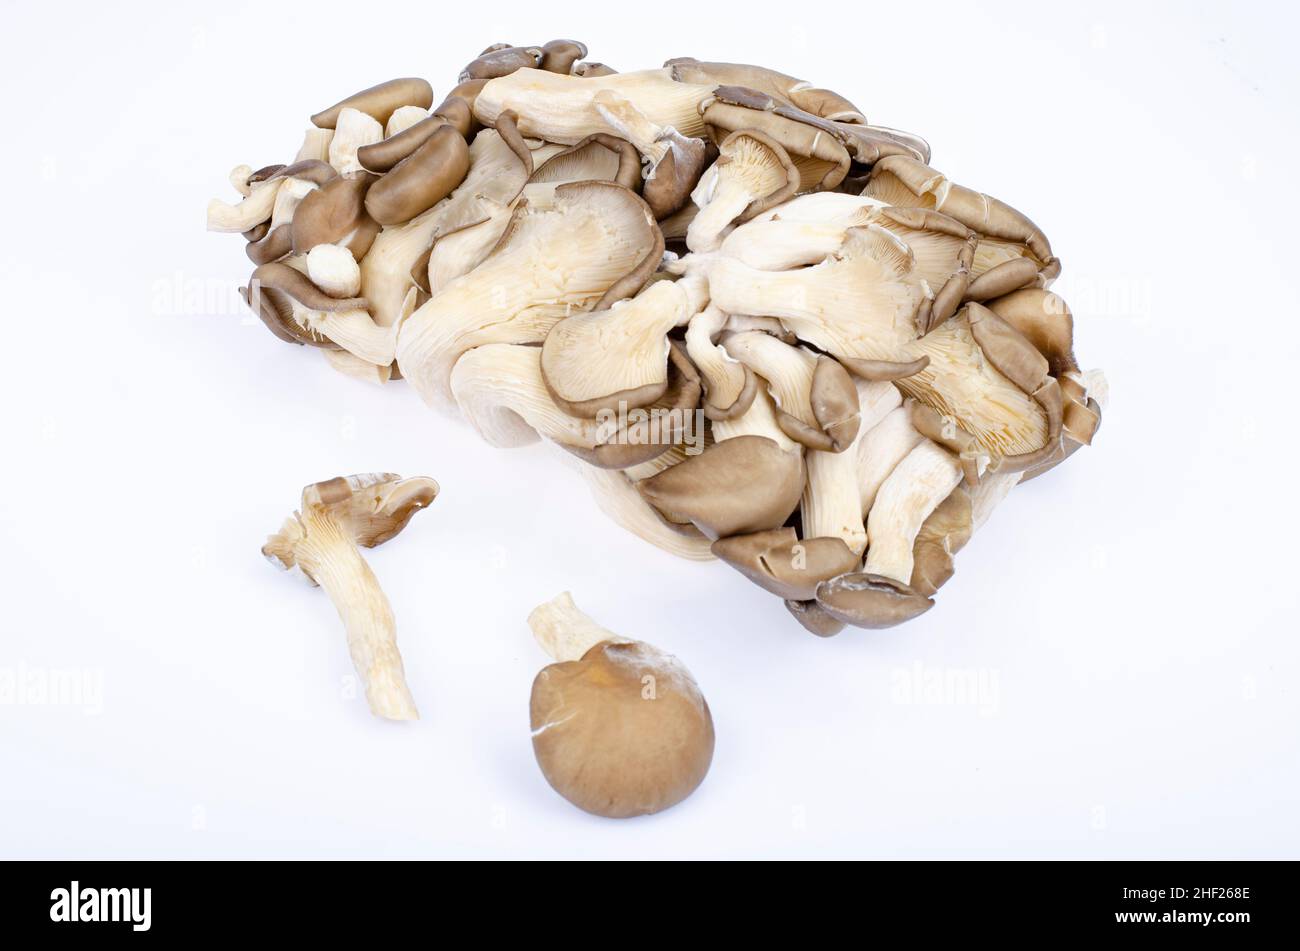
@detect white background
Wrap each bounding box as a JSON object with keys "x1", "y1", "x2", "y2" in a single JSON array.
[{"x1": 1, "y1": 0, "x2": 1297, "y2": 859}]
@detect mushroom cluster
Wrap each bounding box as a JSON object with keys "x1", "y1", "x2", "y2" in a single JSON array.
[{"x1": 211, "y1": 42, "x2": 1107, "y2": 634}]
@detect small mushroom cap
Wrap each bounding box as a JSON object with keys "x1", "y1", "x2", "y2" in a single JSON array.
[
  {"x1": 364, "y1": 124, "x2": 472, "y2": 225},
  {"x1": 460, "y1": 45, "x2": 543, "y2": 82},
  {"x1": 540, "y1": 280, "x2": 688, "y2": 417},
  {"x1": 637, "y1": 434, "x2": 805, "y2": 540},
  {"x1": 985, "y1": 287, "x2": 1078, "y2": 376},
  {"x1": 531, "y1": 639, "x2": 714, "y2": 818},
  {"x1": 540, "y1": 39, "x2": 588, "y2": 74},
  {"x1": 291, "y1": 172, "x2": 376, "y2": 255},
  {"x1": 301, "y1": 473, "x2": 439, "y2": 548},
  {"x1": 909, "y1": 484, "x2": 973, "y2": 597},
  {"x1": 712, "y1": 527, "x2": 860, "y2": 601},
  {"x1": 815, "y1": 572, "x2": 934, "y2": 629},
  {"x1": 642, "y1": 130, "x2": 711, "y2": 219},
  {"x1": 784, "y1": 598, "x2": 847, "y2": 638},
  {"x1": 311, "y1": 77, "x2": 435, "y2": 129}
]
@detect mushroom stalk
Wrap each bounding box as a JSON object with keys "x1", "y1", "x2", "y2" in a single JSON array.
[{"x1": 288, "y1": 506, "x2": 418, "y2": 720}]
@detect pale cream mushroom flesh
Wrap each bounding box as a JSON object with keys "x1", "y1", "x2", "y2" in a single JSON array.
[
  {"x1": 262, "y1": 473, "x2": 438, "y2": 721},
  {"x1": 209, "y1": 42, "x2": 1106, "y2": 636}
]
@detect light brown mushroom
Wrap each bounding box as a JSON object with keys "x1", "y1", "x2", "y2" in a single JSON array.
[
  {"x1": 528, "y1": 593, "x2": 714, "y2": 818},
  {"x1": 364, "y1": 124, "x2": 472, "y2": 225},
  {"x1": 311, "y1": 78, "x2": 435, "y2": 129}
]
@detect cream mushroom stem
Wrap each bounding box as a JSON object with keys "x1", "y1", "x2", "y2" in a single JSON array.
[
  {"x1": 207, "y1": 178, "x2": 283, "y2": 232},
  {"x1": 528, "y1": 591, "x2": 627, "y2": 661},
  {"x1": 263, "y1": 474, "x2": 439, "y2": 721},
  {"x1": 862, "y1": 440, "x2": 963, "y2": 585}
]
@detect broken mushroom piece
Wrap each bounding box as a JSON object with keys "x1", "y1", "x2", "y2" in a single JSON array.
[
  {"x1": 527, "y1": 593, "x2": 714, "y2": 818},
  {"x1": 262, "y1": 473, "x2": 438, "y2": 721}
]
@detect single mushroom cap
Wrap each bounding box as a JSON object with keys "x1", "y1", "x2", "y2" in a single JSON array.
[
  {"x1": 527, "y1": 593, "x2": 714, "y2": 818},
  {"x1": 711, "y1": 527, "x2": 860, "y2": 601},
  {"x1": 686, "y1": 128, "x2": 798, "y2": 252},
  {"x1": 364, "y1": 124, "x2": 472, "y2": 225},
  {"x1": 636, "y1": 434, "x2": 805, "y2": 540},
  {"x1": 540, "y1": 280, "x2": 690, "y2": 417},
  {"x1": 311, "y1": 77, "x2": 435, "y2": 129},
  {"x1": 815, "y1": 572, "x2": 934, "y2": 629}
]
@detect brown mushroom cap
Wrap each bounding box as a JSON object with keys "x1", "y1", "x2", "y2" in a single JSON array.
[
  {"x1": 311, "y1": 78, "x2": 435, "y2": 130},
  {"x1": 245, "y1": 223, "x2": 293, "y2": 265},
  {"x1": 985, "y1": 287, "x2": 1078, "y2": 377},
  {"x1": 540, "y1": 39, "x2": 588, "y2": 75},
  {"x1": 530, "y1": 639, "x2": 714, "y2": 818},
  {"x1": 712, "y1": 527, "x2": 860, "y2": 601},
  {"x1": 816, "y1": 572, "x2": 934, "y2": 629},
  {"x1": 909, "y1": 485, "x2": 973, "y2": 597},
  {"x1": 300, "y1": 472, "x2": 439, "y2": 548},
  {"x1": 363, "y1": 124, "x2": 472, "y2": 225},
  {"x1": 459, "y1": 45, "x2": 543, "y2": 82},
  {"x1": 784, "y1": 598, "x2": 847, "y2": 638},
  {"x1": 291, "y1": 172, "x2": 376, "y2": 254},
  {"x1": 637, "y1": 434, "x2": 805, "y2": 540},
  {"x1": 356, "y1": 116, "x2": 449, "y2": 173},
  {"x1": 642, "y1": 130, "x2": 711, "y2": 219}
]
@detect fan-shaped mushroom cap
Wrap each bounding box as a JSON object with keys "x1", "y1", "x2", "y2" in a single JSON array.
[
  {"x1": 310, "y1": 77, "x2": 435, "y2": 130},
  {"x1": 298, "y1": 473, "x2": 439, "y2": 551},
  {"x1": 684, "y1": 305, "x2": 755, "y2": 420},
  {"x1": 711, "y1": 527, "x2": 859, "y2": 601},
  {"x1": 686, "y1": 129, "x2": 798, "y2": 252},
  {"x1": 699, "y1": 85, "x2": 851, "y2": 190},
  {"x1": 577, "y1": 463, "x2": 715, "y2": 562},
  {"x1": 528, "y1": 595, "x2": 714, "y2": 819},
  {"x1": 866, "y1": 155, "x2": 1058, "y2": 280},
  {"x1": 636, "y1": 434, "x2": 805, "y2": 540},
  {"x1": 364, "y1": 124, "x2": 472, "y2": 225},
  {"x1": 528, "y1": 132, "x2": 641, "y2": 190},
  {"x1": 815, "y1": 572, "x2": 934, "y2": 629},
  {"x1": 985, "y1": 287, "x2": 1078, "y2": 376},
  {"x1": 668, "y1": 57, "x2": 863, "y2": 120},
  {"x1": 540, "y1": 280, "x2": 691, "y2": 417},
  {"x1": 397, "y1": 181, "x2": 662, "y2": 411}
]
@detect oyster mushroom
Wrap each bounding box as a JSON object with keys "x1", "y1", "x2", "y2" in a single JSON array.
[
  {"x1": 865, "y1": 155, "x2": 1059, "y2": 283},
  {"x1": 310, "y1": 77, "x2": 435, "y2": 129},
  {"x1": 246, "y1": 262, "x2": 392, "y2": 363},
  {"x1": 684, "y1": 305, "x2": 755, "y2": 420},
  {"x1": 528, "y1": 593, "x2": 714, "y2": 818},
  {"x1": 540, "y1": 280, "x2": 691, "y2": 417},
  {"x1": 686, "y1": 129, "x2": 798, "y2": 252},
  {"x1": 711, "y1": 527, "x2": 859, "y2": 601},
  {"x1": 262, "y1": 473, "x2": 438, "y2": 721},
  {"x1": 862, "y1": 440, "x2": 963, "y2": 585},
  {"x1": 471, "y1": 67, "x2": 714, "y2": 144},
  {"x1": 396, "y1": 181, "x2": 662, "y2": 411},
  {"x1": 636, "y1": 434, "x2": 805, "y2": 540},
  {"x1": 815, "y1": 572, "x2": 934, "y2": 629},
  {"x1": 363, "y1": 124, "x2": 471, "y2": 225}
]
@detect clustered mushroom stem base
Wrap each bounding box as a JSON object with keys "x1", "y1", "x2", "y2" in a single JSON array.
[{"x1": 294, "y1": 509, "x2": 419, "y2": 721}]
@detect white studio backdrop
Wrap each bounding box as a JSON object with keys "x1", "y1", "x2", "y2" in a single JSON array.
[{"x1": 0, "y1": 0, "x2": 1296, "y2": 858}]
